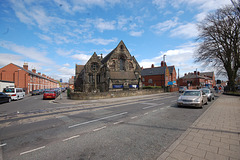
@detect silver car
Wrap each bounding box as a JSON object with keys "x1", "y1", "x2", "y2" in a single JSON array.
[
  {"x1": 200, "y1": 88, "x2": 214, "y2": 101},
  {"x1": 177, "y1": 90, "x2": 208, "y2": 108}
]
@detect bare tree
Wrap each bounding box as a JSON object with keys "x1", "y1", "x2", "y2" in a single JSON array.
[
  {"x1": 195, "y1": 5, "x2": 240, "y2": 91},
  {"x1": 231, "y1": 0, "x2": 240, "y2": 16}
]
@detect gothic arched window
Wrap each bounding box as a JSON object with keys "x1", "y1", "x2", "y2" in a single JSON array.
[{"x1": 120, "y1": 57, "x2": 125, "y2": 71}]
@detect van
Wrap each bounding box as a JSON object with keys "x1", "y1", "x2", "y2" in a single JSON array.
[{"x1": 3, "y1": 87, "x2": 25, "y2": 100}]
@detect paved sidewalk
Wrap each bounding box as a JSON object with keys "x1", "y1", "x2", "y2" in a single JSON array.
[{"x1": 157, "y1": 94, "x2": 240, "y2": 160}]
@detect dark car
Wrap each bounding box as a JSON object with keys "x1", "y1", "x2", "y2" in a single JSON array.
[
  {"x1": 0, "y1": 92, "x2": 11, "y2": 104},
  {"x1": 32, "y1": 89, "x2": 40, "y2": 96}
]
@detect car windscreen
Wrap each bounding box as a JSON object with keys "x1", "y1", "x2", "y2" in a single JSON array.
[
  {"x1": 183, "y1": 91, "x2": 200, "y2": 96},
  {"x1": 3, "y1": 88, "x2": 14, "y2": 93},
  {"x1": 45, "y1": 91, "x2": 55, "y2": 94},
  {"x1": 202, "y1": 90, "x2": 209, "y2": 94}
]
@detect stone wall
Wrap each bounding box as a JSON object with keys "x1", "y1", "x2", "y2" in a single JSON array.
[{"x1": 70, "y1": 88, "x2": 164, "y2": 100}]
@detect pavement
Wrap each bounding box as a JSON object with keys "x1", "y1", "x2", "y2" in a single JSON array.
[{"x1": 157, "y1": 94, "x2": 240, "y2": 160}]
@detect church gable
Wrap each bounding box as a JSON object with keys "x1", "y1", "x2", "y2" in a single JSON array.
[
  {"x1": 85, "y1": 52, "x2": 101, "y2": 73},
  {"x1": 104, "y1": 40, "x2": 139, "y2": 72}
]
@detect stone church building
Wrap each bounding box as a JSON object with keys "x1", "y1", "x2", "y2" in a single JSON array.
[{"x1": 75, "y1": 40, "x2": 142, "y2": 92}]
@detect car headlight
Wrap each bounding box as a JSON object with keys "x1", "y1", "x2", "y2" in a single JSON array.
[
  {"x1": 194, "y1": 97, "x2": 201, "y2": 102},
  {"x1": 178, "y1": 96, "x2": 182, "y2": 101}
]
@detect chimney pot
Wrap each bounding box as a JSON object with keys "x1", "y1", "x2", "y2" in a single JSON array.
[{"x1": 151, "y1": 64, "x2": 154, "y2": 68}]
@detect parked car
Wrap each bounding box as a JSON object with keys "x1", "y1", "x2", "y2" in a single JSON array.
[
  {"x1": 177, "y1": 90, "x2": 208, "y2": 108},
  {"x1": 200, "y1": 88, "x2": 214, "y2": 101},
  {"x1": 43, "y1": 90, "x2": 57, "y2": 100},
  {"x1": 179, "y1": 86, "x2": 187, "y2": 93},
  {"x1": 0, "y1": 92, "x2": 11, "y2": 103},
  {"x1": 3, "y1": 87, "x2": 25, "y2": 100},
  {"x1": 32, "y1": 89, "x2": 40, "y2": 96}
]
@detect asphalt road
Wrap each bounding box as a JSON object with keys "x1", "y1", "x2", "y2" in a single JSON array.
[{"x1": 0, "y1": 92, "x2": 217, "y2": 160}]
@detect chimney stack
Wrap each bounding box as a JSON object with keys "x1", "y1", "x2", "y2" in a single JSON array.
[
  {"x1": 23, "y1": 63, "x2": 28, "y2": 70},
  {"x1": 151, "y1": 64, "x2": 154, "y2": 68},
  {"x1": 161, "y1": 61, "x2": 167, "y2": 67},
  {"x1": 32, "y1": 68, "x2": 36, "y2": 73}
]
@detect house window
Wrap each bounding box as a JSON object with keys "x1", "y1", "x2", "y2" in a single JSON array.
[{"x1": 148, "y1": 79, "x2": 152, "y2": 83}]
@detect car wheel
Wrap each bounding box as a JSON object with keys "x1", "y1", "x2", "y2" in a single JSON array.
[
  {"x1": 205, "y1": 100, "x2": 208, "y2": 105},
  {"x1": 209, "y1": 98, "x2": 212, "y2": 102},
  {"x1": 212, "y1": 97, "x2": 214, "y2": 100},
  {"x1": 8, "y1": 98, "x2": 11, "y2": 103}
]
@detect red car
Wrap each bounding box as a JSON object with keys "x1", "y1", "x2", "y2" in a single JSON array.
[{"x1": 43, "y1": 90, "x2": 56, "y2": 100}]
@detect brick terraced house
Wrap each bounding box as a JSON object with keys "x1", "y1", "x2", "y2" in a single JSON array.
[
  {"x1": 179, "y1": 71, "x2": 216, "y2": 88},
  {"x1": 0, "y1": 63, "x2": 59, "y2": 94},
  {"x1": 141, "y1": 61, "x2": 177, "y2": 87},
  {"x1": 75, "y1": 40, "x2": 142, "y2": 92}
]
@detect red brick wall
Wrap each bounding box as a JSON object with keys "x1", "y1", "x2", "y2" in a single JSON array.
[{"x1": 142, "y1": 75, "x2": 165, "y2": 86}]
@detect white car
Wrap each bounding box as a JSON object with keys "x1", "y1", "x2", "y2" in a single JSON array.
[
  {"x1": 200, "y1": 88, "x2": 214, "y2": 101},
  {"x1": 3, "y1": 87, "x2": 25, "y2": 100},
  {"x1": 177, "y1": 90, "x2": 208, "y2": 108}
]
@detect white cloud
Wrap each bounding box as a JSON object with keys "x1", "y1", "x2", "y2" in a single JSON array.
[
  {"x1": 117, "y1": 16, "x2": 132, "y2": 31},
  {"x1": 58, "y1": 66, "x2": 74, "y2": 75},
  {"x1": 170, "y1": 23, "x2": 199, "y2": 38},
  {"x1": 56, "y1": 49, "x2": 74, "y2": 56},
  {"x1": 71, "y1": 54, "x2": 91, "y2": 64},
  {"x1": 139, "y1": 42, "x2": 199, "y2": 77},
  {"x1": 195, "y1": 12, "x2": 208, "y2": 22},
  {"x1": 0, "y1": 53, "x2": 23, "y2": 67},
  {"x1": 0, "y1": 40, "x2": 54, "y2": 64},
  {"x1": 63, "y1": 63, "x2": 70, "y2": 67},
  {"x1": 151, "y1": 18, "x2": 178, "y2": 35},
  {"x1": 129, "y1": 30, "x2": 144, "y2": 37},
  {"x1": 37, "y1": 33, "x2": 53, "y2": 43},
  {"x1": 93, "y1": 18, "x2": 116, "y2": 32},
  {"x1": 84, "y1": 38, "x2": 118, "y2": 45}
]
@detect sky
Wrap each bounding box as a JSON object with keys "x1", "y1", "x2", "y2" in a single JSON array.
[{"x1": 0, "y1": 0, "x2": 233, "y2": 82}]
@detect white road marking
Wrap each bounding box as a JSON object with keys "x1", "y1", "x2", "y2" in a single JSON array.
[
  {"x1": 144, "y1": 112, "x2": 149, "y2": 115},
  {"x1": 0, "y1": 143, "x2": 6, "y2": 147},
  {"x1": 131, "y1": 116, "x2": 138, "y2": 119},
  {"x1": 20, "y1": 146, "x2": 45, "y2": 155},
  {"x1": 68, "y1": 112, "x2": 128, "y2": 128},
  {"x1": 142, "y1": 103, "x2": 164, "y2": 110},
  {"x1": 93, "y1": 126, "x2": 106, "y2": 132},
  {"x1": 62, "y1": 135, "x2": 80, "y2": 142},
  {"x1": 152, "y1": 110, "x2": 158, "y2": 112},
  {"x1": 113, "y1": 121, "x2": 123, "y2": 125}
]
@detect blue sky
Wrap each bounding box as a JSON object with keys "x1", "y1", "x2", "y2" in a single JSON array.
[{"x1": 0, "y1": 0, "x2": 232, "y2": 82}]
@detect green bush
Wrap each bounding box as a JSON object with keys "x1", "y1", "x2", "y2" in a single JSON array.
[{"x1": 143, "y1": 86, "x2": 162, "y2": 89}]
